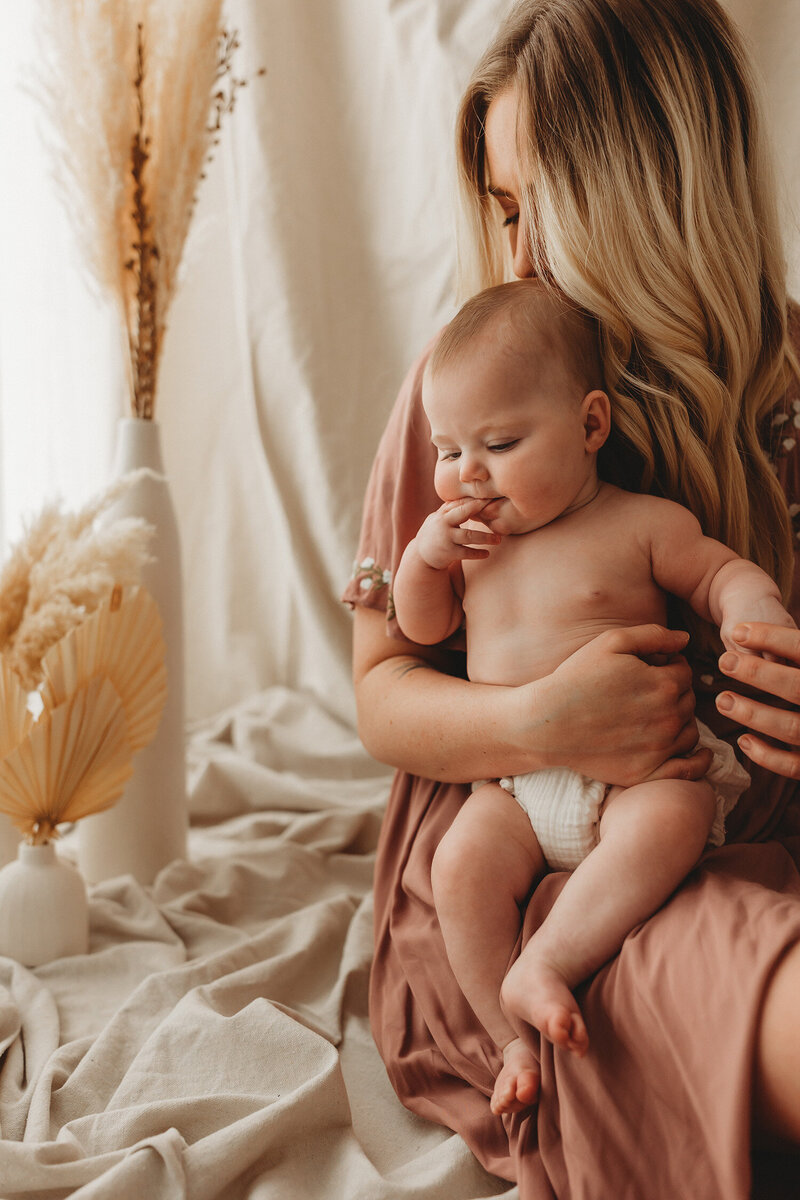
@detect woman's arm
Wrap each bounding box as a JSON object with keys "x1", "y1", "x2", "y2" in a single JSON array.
[
  {"x1": 354, "y1": 607, "x2": 713, "y2": 786},
  {"x1": 717, "y1": 622, "x2": 800, "y2": 778}
]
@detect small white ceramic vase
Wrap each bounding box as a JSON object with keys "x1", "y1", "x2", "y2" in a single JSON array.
[
  {"x1": 0, "y1": 841, "x2": 88, "y2": 965},
  {"x1": 78, "y1": 417, "x2": 188, "y2": 885}
]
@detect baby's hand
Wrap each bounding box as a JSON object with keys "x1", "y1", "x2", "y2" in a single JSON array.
[
  {"x1": 720, "y1": 596, "x2": 796, "y2": 657},
  {"x1": 415, "y1": 498, "x2": 502, "y2": 570}
]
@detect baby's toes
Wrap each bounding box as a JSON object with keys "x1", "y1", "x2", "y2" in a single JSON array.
[
  {"x1": 490, "y1": 1073, "x2": 516, "y2": 1114},
  {"x1": 515, "y1": 1066, "x2": 540, "y2": 1106},
  {"x1": 566, "y1": 1013, "x2": 589, "y2": 1057}
]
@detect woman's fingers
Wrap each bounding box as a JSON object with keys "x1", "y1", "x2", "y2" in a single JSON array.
[
  {"x1": 716, "y1": 684, "x2": 800, "y2": 777},
  {"x1": 601, "y1": 623, "x2": 691, "y2": 659},
  {"x1": 730, "y1": 622, "x2": 800, "y2": 665},
  {"x1": 735, "y1": 734, "x2": 800, "y2": 781},
  {"x1": 716, "y1": 689, "x2": 800, "y2": 746},
  {"x1": 717, "y1": 623, "x2": 800, "y2": 780},
  {"x1": 718, "y1": 651, "x2": 800, "y2": 707}
]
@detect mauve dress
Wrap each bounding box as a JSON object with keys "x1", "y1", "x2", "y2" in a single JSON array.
[{"x1": 342, "y1": 312, "x2": 800, "y2": 1200}]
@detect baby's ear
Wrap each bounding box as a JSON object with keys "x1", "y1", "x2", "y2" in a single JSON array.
[{"x1": 582, "y1": 390, "x2": 611, "y2": 452}]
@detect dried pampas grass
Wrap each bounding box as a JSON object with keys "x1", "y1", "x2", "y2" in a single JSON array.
[
  {"x1": 0, "y1": 475, "x2": 154, "y2": 690},
  {"x1": 36, "y1": 0, "x2": 258, "y2": 419}
]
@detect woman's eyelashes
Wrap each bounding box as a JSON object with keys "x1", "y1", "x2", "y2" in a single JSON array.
[{"x1": 502, "y1": 213, "x2": 519, "y2": 228}]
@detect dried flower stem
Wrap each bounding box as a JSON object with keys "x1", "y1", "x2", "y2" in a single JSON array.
[{"x1": 128, "y1": 24, "x2": 160, "y2": 419}]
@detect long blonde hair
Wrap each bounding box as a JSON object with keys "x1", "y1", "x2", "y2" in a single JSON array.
[{"x1": 457, "y1": 0, "x2": 797, "y2": 619}]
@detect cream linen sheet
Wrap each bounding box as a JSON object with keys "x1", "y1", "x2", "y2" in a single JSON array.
[{"x1": 0, "y1": 687, "x2": 511, "y2": 1200}]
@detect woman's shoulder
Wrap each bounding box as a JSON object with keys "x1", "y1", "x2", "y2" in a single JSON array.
[{"x1": 386, "y1": 331, "x2": 440, "y2": 434}]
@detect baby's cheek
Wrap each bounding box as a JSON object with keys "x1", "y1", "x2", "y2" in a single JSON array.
[{"x1": 433, "y1": 466, "x2": 461, "y2": 504}]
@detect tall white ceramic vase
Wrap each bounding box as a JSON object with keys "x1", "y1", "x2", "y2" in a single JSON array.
[{"x1": 78, "y1": 417, "x2": 188, "y2": 884}]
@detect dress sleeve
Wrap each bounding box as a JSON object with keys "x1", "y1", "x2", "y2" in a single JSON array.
[{"x1": 341, "y1": 336, "x2": 442, "y2": 637}]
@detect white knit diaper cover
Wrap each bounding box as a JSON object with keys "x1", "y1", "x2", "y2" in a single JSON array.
[{"x1": 496, "y1": 719, "x2": 750, "y2": 871}]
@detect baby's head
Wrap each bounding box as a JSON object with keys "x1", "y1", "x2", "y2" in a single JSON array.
[
  {"x1": 423, "y1": 280, "x2": 610, "y2": 534},
  {"x1": 427, "y1": 279, "x2": 604, "y2": 407}
]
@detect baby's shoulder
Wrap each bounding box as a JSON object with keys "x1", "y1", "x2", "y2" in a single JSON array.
[
  {"x1": 600, "y1": 486, "x2": 704, "y2": 552},
  {"x1": 604, "y1": 485, "x2": 699, "y2": 524}
]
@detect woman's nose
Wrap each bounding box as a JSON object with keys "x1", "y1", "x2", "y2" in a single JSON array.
[{"x1": 511, "y1": 214, "x2": 535, "y2": 279}]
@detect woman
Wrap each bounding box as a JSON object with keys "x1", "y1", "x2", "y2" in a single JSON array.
[{"x1": 344, "y1": 1, "x2": 800, "y2": 1195}]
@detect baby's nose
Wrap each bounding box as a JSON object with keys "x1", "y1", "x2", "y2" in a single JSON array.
[{"x1": 459, "y1": 454, "x2": 489, "y2": 483}]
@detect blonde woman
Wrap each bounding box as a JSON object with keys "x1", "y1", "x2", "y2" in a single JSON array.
[{"x1": 344, "y1": 1, "x2": 800, "y2": 1195}]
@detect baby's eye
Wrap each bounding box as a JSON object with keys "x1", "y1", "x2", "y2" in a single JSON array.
[
  {"x1": 440, "y1": 450, "x2": 461, "y2": 461},
  {"x1": 502, "y1": 213, "x2": 519, "y2": 228},
  {"x1": 489, "y1": 440, "x2": 519, "y2": 452}
]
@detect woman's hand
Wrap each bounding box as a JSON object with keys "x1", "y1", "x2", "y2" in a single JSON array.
[
  {"x1": 716, "y1": 622, "x2": 800, "y2": 779},
  {"x1": 525, "y1": 624, "x2": 711, "y2": 787}
]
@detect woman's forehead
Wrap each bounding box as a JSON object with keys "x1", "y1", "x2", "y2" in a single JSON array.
[{"x1": 484, "y1": 88, "x2": 521, "y2": 198}]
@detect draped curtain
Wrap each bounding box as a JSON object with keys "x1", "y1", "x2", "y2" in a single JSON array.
[{"x1": 0, "y1": 0, "x2": 797, "y2": 726}]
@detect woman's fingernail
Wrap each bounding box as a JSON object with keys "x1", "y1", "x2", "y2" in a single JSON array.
[
  {"x1": 719, "y1": 653, "x2": 738, "y2": 672},
  {"x1": 738, "y1": 736, "x2": 752, "y2": 753},
  {"x1": 716, "y1": 692, "x2": 734, "y2": 712},
  {"x1": 733, "y1": 623, "x2": 751, "y2": 643}
]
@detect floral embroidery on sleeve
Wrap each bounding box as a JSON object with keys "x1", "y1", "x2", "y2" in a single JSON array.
[
  {"x1": 768, "y1": 399, "x2": 800, "y2": 458},
  {"x1": 351, "y1": 558, "x2": 396, "y2": 619},
  {"x1": 767, "y1": 399, "x2": 800, "y2": 543}
]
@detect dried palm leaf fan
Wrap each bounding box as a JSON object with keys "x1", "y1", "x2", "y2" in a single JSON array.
[
  {"x1": 0, "y1": 660, "x2": 33, "y2": 758},
  {"x1": 0, "y1": 677, "x2": 131, "y2": 845},
  {"x1": 41, "y1": 584, "x2": 167, "y2": 751},
  {"x1": 0, "y1": 586, "x2": 167, "y2": 845}
]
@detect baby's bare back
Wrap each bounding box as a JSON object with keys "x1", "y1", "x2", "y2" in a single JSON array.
[{"x1": 463, "y1": 486, "x2": 668, "y2": 685}]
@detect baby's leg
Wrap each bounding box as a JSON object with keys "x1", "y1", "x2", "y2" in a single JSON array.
[
  {"x1": 501, "y1": 778, "x2": 717, "y2": 1056},
  {"x1": 431, "y1": 782, "x2": 546, "y2": 1115}
]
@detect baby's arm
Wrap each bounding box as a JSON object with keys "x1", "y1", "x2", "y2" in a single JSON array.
[
  {"x1": 393, "y1": 498, "x2": 501, "y2": 644},
  {"x1": 645, "y1": 498, "x2": 795, "y2": 647}
]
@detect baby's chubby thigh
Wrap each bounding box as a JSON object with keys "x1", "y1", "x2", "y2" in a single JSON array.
[
  {"x1": 431, "y1": 781, "x2": 547, "y2": 913},
  {"x1": 598, "y1": 775, "x2": 718, "y2": 875}
]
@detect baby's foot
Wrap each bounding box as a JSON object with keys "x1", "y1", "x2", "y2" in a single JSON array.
[
  {"x1": 490, "y1": 1037, "x2": 540, "y2": 1115},
  {"x1": 501, "y1": 952, "x2": 589, "y2": 1058}
]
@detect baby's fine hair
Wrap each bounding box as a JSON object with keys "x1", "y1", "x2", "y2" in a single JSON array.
[{"x1": 429, "y1": 280, "x2": 603, "y2": 400}]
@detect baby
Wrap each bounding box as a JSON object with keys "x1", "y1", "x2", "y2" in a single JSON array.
[{"x1": 392, "y1": 280, "x2": 795, "y2": 1117}]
